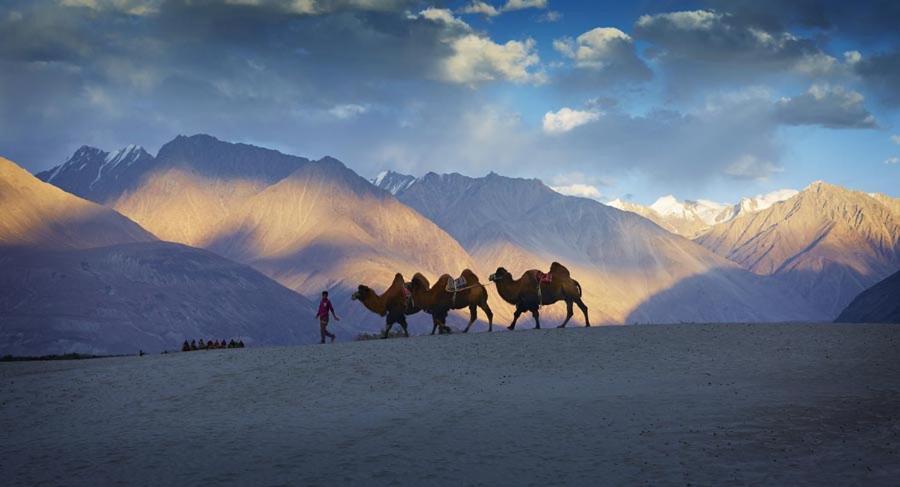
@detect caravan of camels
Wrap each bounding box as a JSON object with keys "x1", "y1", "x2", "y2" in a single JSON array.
[{"x1": 351, "y1": 262, "x2": 590, "y2": 338}]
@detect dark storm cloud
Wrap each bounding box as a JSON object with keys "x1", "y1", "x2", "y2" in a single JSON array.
[
  {"x1": 632, "y1": 9, "x2": 835, "y2": 99},
  {"x1": 854, "y1": 49, "x2": 900, "y2": 107},
  {"x1": 775, "y1": 84, "x2": 877, "y2": 128},
  {"x1": 0, "y1": 1, "x2": 493, "y2": 169},
  {"x1": 703, "y1": 0, "x2": 900, "y2": 39}
]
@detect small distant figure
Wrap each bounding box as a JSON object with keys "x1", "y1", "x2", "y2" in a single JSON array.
[
  {"x1": 228, "y1": 339, "x2": 236, "y2": 349},
  {"x1": 139, "y1": 349, "x2": 145, "y2": 357},
  {"x1": 199, "y1": 338, "x2": 206, "y2": 349},
  {"x1": 316, "y1": 290, "x2": 339, "y2": 344},
  {"x1": 237, "y1": 340, "x2": 245, "y2": 348},
  {"x1": 190, "y1": 340, "x2": 198, "y2": 351},
  {"x1": 182, "y1": 341, "x2": 190, "y2": 352}
]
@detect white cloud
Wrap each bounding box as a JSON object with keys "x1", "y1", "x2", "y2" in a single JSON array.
[
  {"x1": 59, "y1": 0, "x2": 160, "y2": 15},
  {"x1": 542, "y1": 107, "x2": 601, "y2": 134},
  {"x1": 550, "y1": 171, "x2": 607, "y2": 199},
  {"x1": 554, "y1": 27, "x2": 632, "y2": 69},
  {"x1": 891, "y1": 134, "x2": 900, "y2": 145},
  {"x1": 637, "y1": 9, "x2": 719, "y2": 31},
  {"x1": 551, "y1": 183, "x2": 603, "y2": 199},
  {"x1": 844, "y1": 50, "x2": 862, "y2": 65},
  {"x1": 225, "y1": 0, "x2": 412, "y2": 15},
  {"x1": 502, "y1": 0, "x2": 547, "y2": 11},
  {"x1": 885, "y1": 156, "x2": 900, "y2": 165},
  {"x1": 441, "y1": 35, "x2": 545, "y2": 85},
  {"x1": 329, "y1": 104, "x2": 369, "y2": 119},
  {"x1": 414, "y1": 8, "x2": 545, "y2": 85},
  {"x1": 460, "y1": 1, "x2": 500, "y2": 17},
  {"x1": 793, "y1": 52, "x2": 838, "y2": 76},
  {"x1": 460, "y1": 0, "x2": 550, "y2": 18},
  {"x1": 418, "y1": 7, "x2": 470, "y2": 29},
  {"x1": 537, "y1": 10, "x2": 561, "y2": 22}
]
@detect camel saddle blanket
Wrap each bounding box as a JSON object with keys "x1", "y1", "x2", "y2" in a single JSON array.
[
  {"x1": 535, "y1": 271, "x2": 553, "y2": 284},
  {"x1": 447, "y1": 275, "x2": 468, "y2": 292}
]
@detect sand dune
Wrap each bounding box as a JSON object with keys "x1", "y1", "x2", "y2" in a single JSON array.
[{"x1": 3, "y1": 323, "x2": 898, "y2": 485}]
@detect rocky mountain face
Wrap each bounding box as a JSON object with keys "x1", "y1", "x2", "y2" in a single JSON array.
[
  {"x1": 1, "y1": 156, "x2": 155, "y2": 249},
  {"x1": 697, "y1": 182, "x2": 900, "y2": 318},
  {"x1": 36, "y1": 145, "x2": 154, "y2": 204},
  {"x1": 607, "y1": 189, "x2": 798, "y2": 238},
  {"x1": 1, "y1": 156, "x2": 317, "y2": 356},
  {"x1": 39, "y1": 134, "x2": 310, "y2": 247},
  {"x1": 379, "y1": 172, "x2": 822, "y2": 324},
  {"x1": 371, "y1": 171, "x2": 417, "y2": 195},
  {"x1": 206, "y1": 157, "x2": 477, "y2": 332},
  {"x1": 835, "y1": 270, "x2": 900, "y2": 323}
]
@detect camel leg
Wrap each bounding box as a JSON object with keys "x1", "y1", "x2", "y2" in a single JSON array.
[
  {"x1": 479, "y1": 301, "x2": 494, "y2": 332},
  {"x1": 463, "y1": 305, "x2": 477, "y2": 333},
  {"x1": 382, "y1": 319, "x2": 395, "y2": 339},
  {"x1": 431, "y1": 318, "x2": 439, "y2": 335},
  {"x1": 558, "y1": 300, "x2": 574, "y2": 328},
  {"x1": 507, "y1": 308, "x2": 523, "y2": 330},
  {"x1": 399, "y1": 315, "x2": 410, "y2": 337},
  {"x1": 575, "y1": 297, "x2": 590, "y2": 327},
  {"x1": 532, "y1": 308, "x2": 541, "y2": 329},
  {"x1": 440, "y1": 312, "x2": 452, "y2": 334}
]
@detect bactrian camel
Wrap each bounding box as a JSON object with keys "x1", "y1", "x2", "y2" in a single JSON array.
[
  {"x1": 407, "y1": 269, "x2": 494, "y2": 334},
  {"x1": 489, "y1": 262, "x2": 590, "y2": 330},
  {"x1": 352, "y1": 273, "x2": 419, "y2": 338}
]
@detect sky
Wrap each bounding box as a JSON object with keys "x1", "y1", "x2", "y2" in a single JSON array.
[{"x1": 0, "y1": 0, "x2": 898, "y2": 204}]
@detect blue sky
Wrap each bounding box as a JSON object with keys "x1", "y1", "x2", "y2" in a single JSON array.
[{"x1": 0, "y1": 0, "x2": 898, "y2": 204}]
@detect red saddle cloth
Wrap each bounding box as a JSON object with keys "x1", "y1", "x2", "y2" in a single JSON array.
[{"x1": 535, "y1": 271, "x2": 553, "y2": 284}]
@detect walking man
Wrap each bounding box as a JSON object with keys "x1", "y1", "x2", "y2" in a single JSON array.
[{"x1": 317, "y1": 290, "x2": 339, "y2": 343}]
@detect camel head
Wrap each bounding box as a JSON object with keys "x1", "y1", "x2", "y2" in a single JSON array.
[
  {"x1": 489, "y1": 267, "x2": 512, "y2": 282},
  {"x1": 352, "y1": 285, "x2": 372, "y2": 301}
]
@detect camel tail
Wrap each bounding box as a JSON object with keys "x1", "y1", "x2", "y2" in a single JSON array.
[{"x1": 573, "y1": 279, "x2": 582, "y2": 298}]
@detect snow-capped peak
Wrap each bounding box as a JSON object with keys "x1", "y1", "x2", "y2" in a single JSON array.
[
  {"x1": 649, "y1": 195, "x2": 683, "y2": 216},
  {"x1": 606, "y1": 198, "x2": 626, "y2": 209},
  {"x1": 370, "y1": 170, "x2": 417, "y2": 195},
  {"x1": 737, "y1": 189, "x2": 799, "y2": 213}
]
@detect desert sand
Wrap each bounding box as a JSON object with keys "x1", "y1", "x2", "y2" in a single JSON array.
[{"x1": 2, "y1": 323, "x2": 899, "y2": 485}]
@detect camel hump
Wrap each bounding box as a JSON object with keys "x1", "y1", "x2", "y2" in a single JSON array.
[
  {"x1": 461, "y1": 268, "x2": 480, "y2": 283},
  {"x1": 412, "y1": 272, "x2": 430, "y2": 287},
  {"x1": 391, "y1": 273, "x2": 405, "y2": 287},
  {"x1": 549, "y1": 262, "x2": 570, "y2": 277}
]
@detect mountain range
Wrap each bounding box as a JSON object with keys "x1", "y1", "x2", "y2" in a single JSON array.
[
  {"x1": 38, "y1": 135, "x2": 475, "y2": 333},
  {"x1": 607, "y1": 189, "x2": 799, "y2": 238},
  {"x1": 3, "y1": 134, "x2": 897, "y2": 354},
  {"x1": 375, "y1": 171, "x2": 822, "y2": 324},
  {"x1": 697, "y1": 181, "x2": 900, "y2": 317}
]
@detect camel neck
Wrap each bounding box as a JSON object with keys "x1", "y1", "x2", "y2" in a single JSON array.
[
  {"x1": 495, "y1": 279, "x2": 519, "y2": 303},
  {"x1": 362, "y1": 294, "x2": 388, "y2": 316}
]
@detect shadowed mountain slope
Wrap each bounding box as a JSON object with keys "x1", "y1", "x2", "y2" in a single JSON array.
[
  {"x1": 835, "y1": 269, "x2": 900, "y2": 323},
  {"x1": 1, "y1": 156, "x2": 317, "y2": 355}
]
